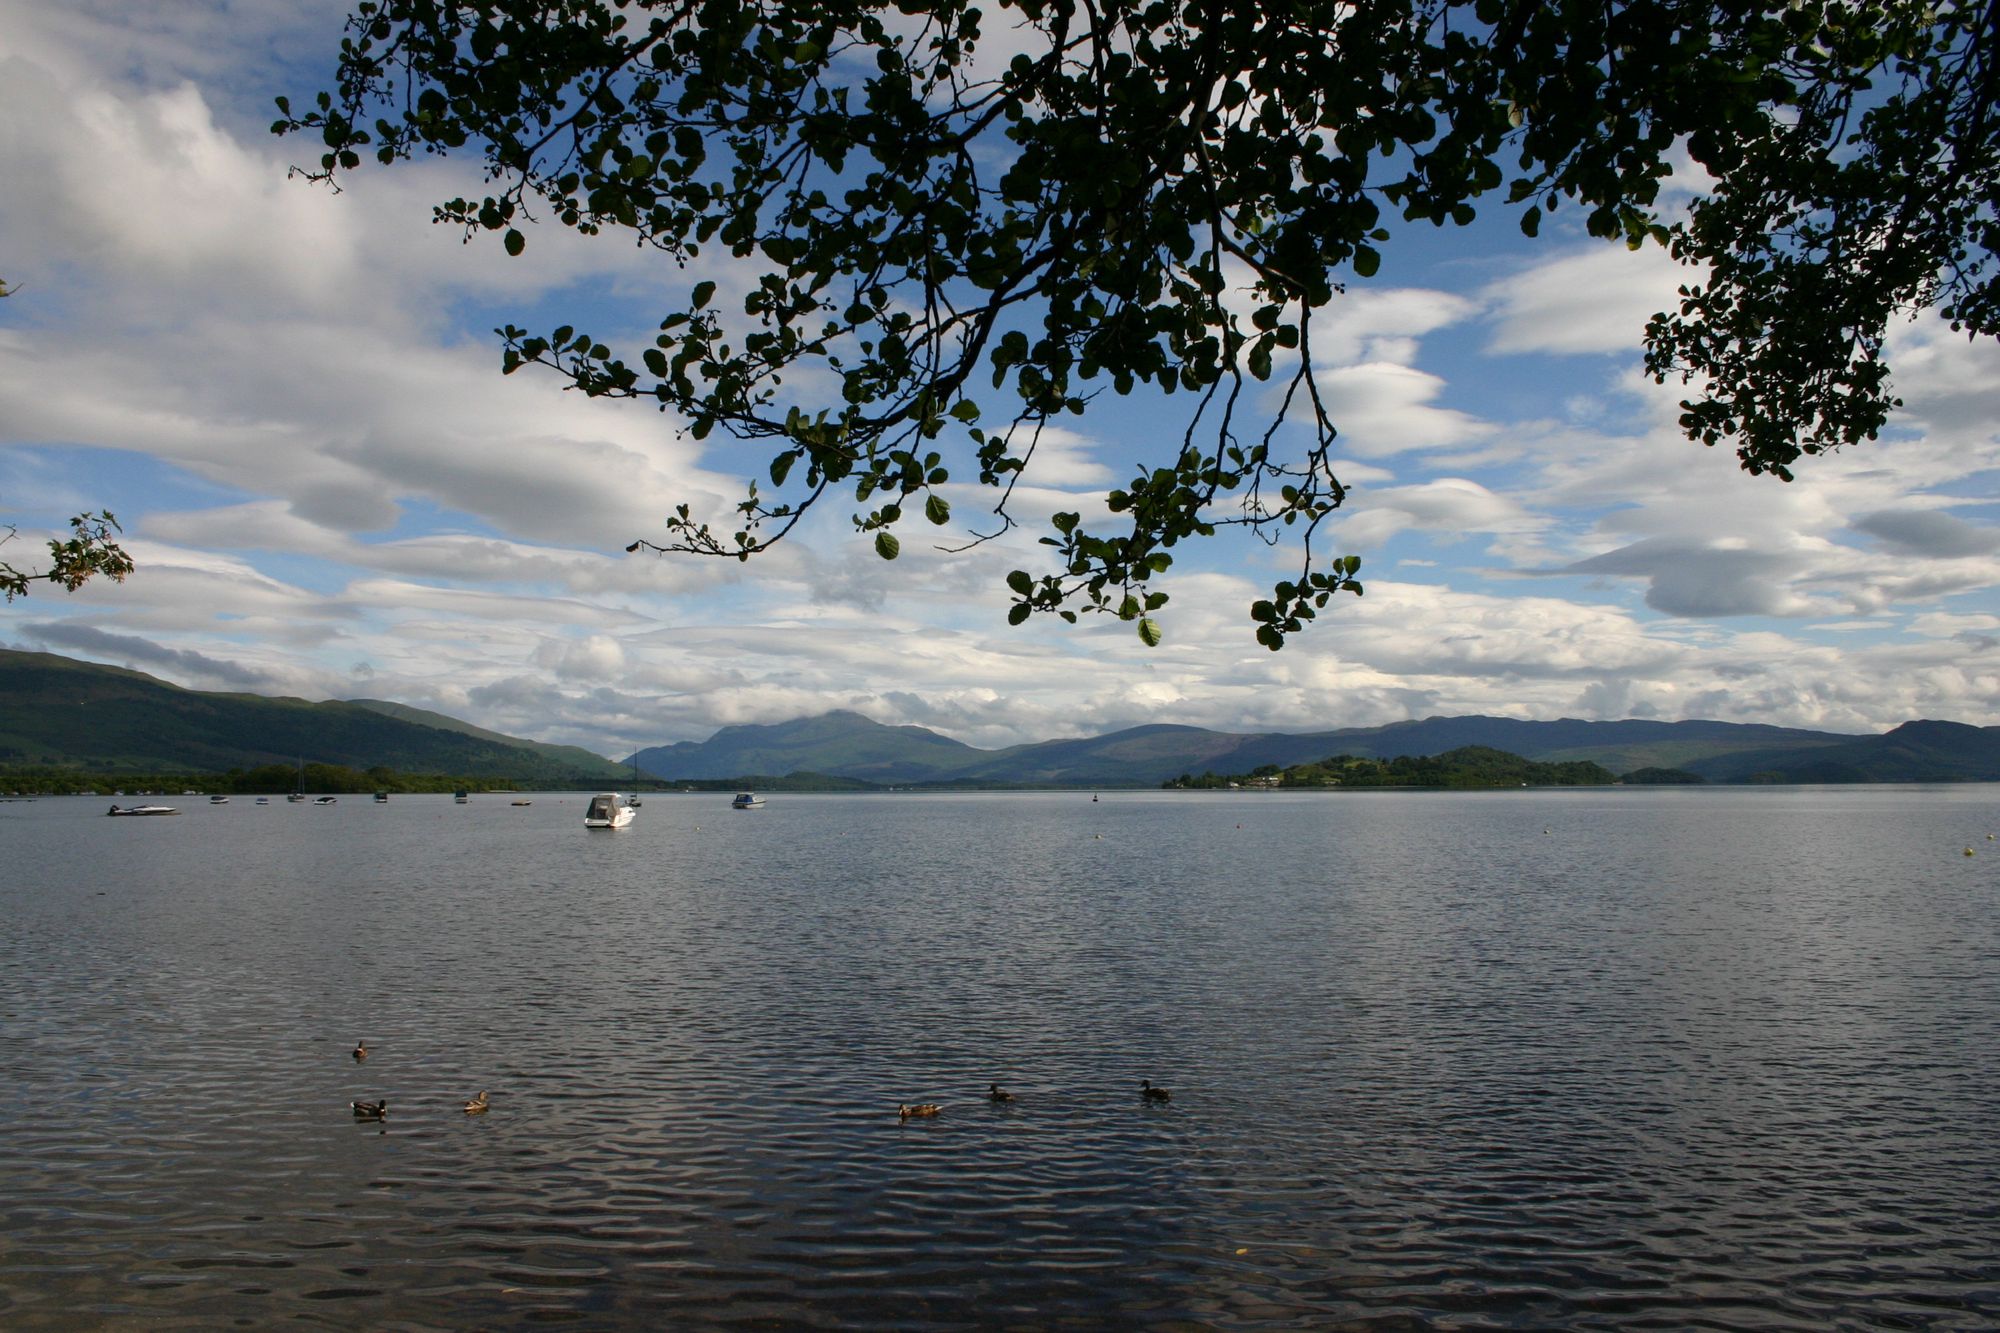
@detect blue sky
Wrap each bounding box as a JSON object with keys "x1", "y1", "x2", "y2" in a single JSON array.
[{"x1": 5, "y1": 0, "x2": 1999, "y2": 757}]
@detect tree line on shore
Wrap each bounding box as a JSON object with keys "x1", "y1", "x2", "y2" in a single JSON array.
[
  {"x1": 1163, "y1": 745, "x2": 1678, "y2": 790},
  {"x1": 0, "y1": 762, "x2": 546, "y2": 796}
]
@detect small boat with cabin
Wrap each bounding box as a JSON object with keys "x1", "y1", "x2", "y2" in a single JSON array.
[
  {"x1": 107, "y1": 804, "x2": 179, "y2": 816},
  {"x1": 584, "y1": 793, "x2": 637, "y2": 829},
  {"x1": 731, "y1": 792, "x2": 766, "y2": 810},
  {"x1": 314, "y1": 795, "x2": 337, "y2": 806}
]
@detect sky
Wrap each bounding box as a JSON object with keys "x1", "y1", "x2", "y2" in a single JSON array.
[{"x1": 4, "y1": 0, "x2": 1999, "y2": 759}]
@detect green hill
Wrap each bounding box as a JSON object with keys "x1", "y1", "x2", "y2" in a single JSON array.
[
  {"x1": 0, "y1": 649, "x2": 627, "y2": 783},
  {"x1": 349, "y1": 698, "x2": 631, "y2": 779}
]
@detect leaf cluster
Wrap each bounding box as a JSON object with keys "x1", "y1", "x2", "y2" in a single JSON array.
[{"x1": 1, "y1": 511, "x2": 135, "y2": 602}]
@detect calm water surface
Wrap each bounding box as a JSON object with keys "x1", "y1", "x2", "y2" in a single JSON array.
[{"x1": 3, "y1": 787, "x2": 1998, "y2": 1329}]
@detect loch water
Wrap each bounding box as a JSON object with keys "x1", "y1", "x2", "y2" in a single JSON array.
[{"x1": 3, "y1": 786, "x2": 1998, "y2": 1330}]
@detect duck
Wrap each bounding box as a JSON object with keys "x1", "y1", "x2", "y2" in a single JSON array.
[
  {"x1": 352, "y1": 1040, "x2": 369, "y2": 1061},
  {"x1": 987, "y1": 1083, "x2": 1015, "y2": 1103},
  {"x1": 350, "y1": 1099, "x2": 387, "y2": 1119},
  {"x1": 1141, "y1": 1080, "x2": 1172, "y2": 1103},
  {"x1": 898, "y1": 1102, "x2": 943, "y2": 1120},
  {"x1": 463, "y1": 1091, "x2": 489, "y2": 1114}
]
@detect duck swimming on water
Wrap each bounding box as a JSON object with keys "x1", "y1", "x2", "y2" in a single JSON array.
[
  {"x1": 898, "y1": 1103, "x2": 942, "y2": 1120},
  {"x1": 463, "y1": 1091, "x2": 489, "y2": 1114},
  {"x1": 987, "y1": 1083, "x2": 1015, "y2": 1103},
  {"x1": 1141, "y1": 1080, "x2": 1171, "y2": 1103},
  {"x1": 351, "y1": 1099, "x2": 387, "y2": 1119},
  {"x1": 352, "y1": 1040, "x2": 369, "y2": 1061}
]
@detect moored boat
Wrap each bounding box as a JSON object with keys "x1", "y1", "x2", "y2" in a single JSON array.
[
  {"x1": 107, "y1": 804, "x2": 179, "y2": 816},
  {"x1": 731, "y1": 792, "x2": 766, "y2": 810},
  {"x1": 584, "y1": 793, "x2": 637, "y2": 828},
  {"x1": 314, "y1": 795, "x2": 337, "y2": 806}
]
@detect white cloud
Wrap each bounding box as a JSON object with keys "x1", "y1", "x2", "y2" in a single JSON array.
[
  {"x1": 1313, "y1": 362, "x2": 1495, "y2": 457},
  {"x1": 1331, "y1": 478, "x2": 1543, "y2": 550},
  {"x1": 1481, "y1": 242, "x2": 1691, "y2": 357}
]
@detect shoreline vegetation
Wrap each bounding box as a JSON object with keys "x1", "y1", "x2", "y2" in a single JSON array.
[
  {"x1": 4, "y1": 747, "x2": 1707, "y2": 798},
  {"x1": 0, "y1": 762, "x2": 544, "y2": 797}
]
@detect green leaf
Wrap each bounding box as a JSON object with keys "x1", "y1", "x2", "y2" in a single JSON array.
[
  {"x1": 874, "y1": 531, "x2": 900, "y2": 560},
  {"x1": 924, "y1": 494, "x2": 950, "y2": 525},
  {"x1": 691, "y1": 280, "x2": 716, "y2": 308},
  {"x1": 1137, "y1": 617, "x2": 1163, "y2": 647},
  {"x1": 1007, "y1": 602, "x2": 1030, "y2": 626},
  {"x1": 503, "y1": 228, "x2": 525, "y2": 257},
  {"x1": 1006, "y1": 569, "x2": 1033, "y2": 595}
]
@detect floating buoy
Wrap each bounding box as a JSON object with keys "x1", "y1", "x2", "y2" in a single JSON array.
[{"x1": 1965, "y1": 847, "x2": 1976, "y2": 857}]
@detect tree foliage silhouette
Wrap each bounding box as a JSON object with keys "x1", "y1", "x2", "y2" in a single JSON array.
[{"x1": 280, "y1": 0, "x2": 1999, "y2": 645}]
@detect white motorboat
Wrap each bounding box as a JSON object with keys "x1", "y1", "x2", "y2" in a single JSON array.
[
  {"x1": 731, "y1": 792, "x2": 766, "y2": 810},
  {"x1": 107, "y1": 804, "x2": 179, "y2": 816},
  {"x1": 314, "y1": 795, "x2": 337, "y2": 806},
  {"x1": 585, "y1": 793, "x2": 637, "y2": 828}
]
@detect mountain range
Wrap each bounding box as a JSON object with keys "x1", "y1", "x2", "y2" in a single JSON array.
[
  {"x1": 7, "y1": 648, "x2": 2000, "y2": 786},
  {"x1": 634, "y1": 709, "x2": 2000, "y2": 786}
]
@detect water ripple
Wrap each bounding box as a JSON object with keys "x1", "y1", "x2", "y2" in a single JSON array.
[{"x1": 4, "y1": 789, "x2": 2000, "y2": 1327}]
